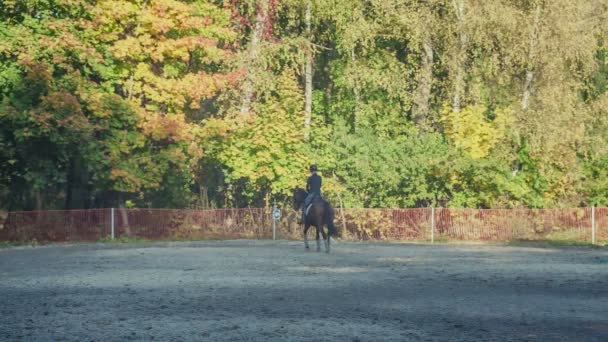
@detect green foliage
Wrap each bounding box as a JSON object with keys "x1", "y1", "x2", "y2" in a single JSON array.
[
  {"x1": 319, "y1": 119, "x2": 454, "y2": 208},
  {"x1": 442, "y1": 105, "x2": 513, "y2": 159},
  {"x1": 1, "y1": 0, "x2": 608, "y2": 210},
  {"x1": 582, "y1": 154, "x2": 608, "y2": 206},
  {"x1": 0, "y1": 0, "x2": 234, "y2": 210},
  {"x1": 210, "y1": 68, "x2": 309, "y2": 205}
]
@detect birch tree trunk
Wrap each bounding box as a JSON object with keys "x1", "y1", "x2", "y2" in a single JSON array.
[
  {"x1": 521, "y1": 2, "x2": 542, "y2": 111},
  {"x1": 240, "y1": 0, "x2": 269, "y2": 114},
  {"x1": 412, "y1": 37, "x2": 434, "y2": 131},
  {"x1": 304, "y1": 0, "x2": 313, "y2": 140},
  {"x1": 351, "y1": 48, "x2": 361, "y2": 132},
  {"x1": 451, "y1": 0, "x2": 467, "y2": 113},
  {"x1": 118, "y1": 194, "x2": 132, "y2": 236}
]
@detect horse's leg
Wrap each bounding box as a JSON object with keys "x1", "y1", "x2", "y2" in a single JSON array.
[
  {"x1": 304, "y1": 224, "x2": 310, "y2": 250},
  {"x1": 316, "y1": 226, "x2": 321, "y2": 252},
  {"x1": 322, "y1": 225, "x2": 330, "y2": 253}
]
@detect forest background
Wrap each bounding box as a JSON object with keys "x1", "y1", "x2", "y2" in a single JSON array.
[{"x1": 1, "y1": 0, "x2": 608, "y2": 211}]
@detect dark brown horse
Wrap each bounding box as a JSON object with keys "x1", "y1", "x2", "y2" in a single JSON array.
[{"x1": 293, "y1": 188, "x2": 338, "y2": 253}]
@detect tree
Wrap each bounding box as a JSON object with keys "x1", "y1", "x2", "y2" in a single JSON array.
[{"x1": 0, "y1": 0, "x2": 237, "y2": 209}]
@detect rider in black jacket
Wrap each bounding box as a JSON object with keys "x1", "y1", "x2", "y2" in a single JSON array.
[{"x1": 300, "y1": 165, "x2": 322, "y2": 223}]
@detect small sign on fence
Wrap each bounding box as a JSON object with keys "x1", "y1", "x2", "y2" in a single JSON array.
[
  {"x1": 272, "y1": 201, "x2": 281, "y2": 241},
  {"x1": 272, "y1": 208, "x2": 281, "y2": 220}
]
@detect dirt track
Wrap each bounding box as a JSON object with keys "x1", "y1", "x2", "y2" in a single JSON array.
[{"x1": 1, "y1": 240, "x2": 608, "y2": 341}]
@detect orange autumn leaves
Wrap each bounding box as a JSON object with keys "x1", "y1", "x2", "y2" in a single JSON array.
[
  {"x1": 1, "y1": 0, "x2": 237, "y2": 200},
  {"x1": 89, "y1": 0, "x2": 238, "y2": 187},
  {"x1": 93, "y1": 0, "x2": 235, "y2": 106}
]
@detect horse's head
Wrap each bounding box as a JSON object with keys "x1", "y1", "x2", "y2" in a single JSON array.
[{"x1": 293, "y1": 187, "x2": 308, "y2": 209}]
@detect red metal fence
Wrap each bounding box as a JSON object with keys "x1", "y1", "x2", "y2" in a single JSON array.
[{"x1": 0, "y1": 207, "x2": 606, "y2": 243}]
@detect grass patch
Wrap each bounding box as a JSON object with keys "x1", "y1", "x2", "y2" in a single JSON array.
[
  {"x1": 98, "y1": 235, "x2": 151, "y2": 244},
  {"x1": 97, "y1": 236, "x2": 244, "y2": 243},
  {"x1": 507, "y1": 230, "x2": 607, "y2": 248},
  {"x1": 507, "y1": 239, "x2": 606, "y2": 249},
  {"x1": 0, "y1": 241, "x2": 18, "y2": 249},
  {"x1": 423, "y1": 238, "x2": 504, "y2": 245},
  {"x1": 0, "y1": 240, "x2": 42, "y2": 248}
]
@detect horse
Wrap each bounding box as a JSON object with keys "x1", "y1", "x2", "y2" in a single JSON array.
[{"x1": 293, "y1": 188, "x2": 338, "y2": 253}]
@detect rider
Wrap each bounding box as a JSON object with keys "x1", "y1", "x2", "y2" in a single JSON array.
[{"x1": 300, "y1": 164, "x2": 322, "y2": 224}]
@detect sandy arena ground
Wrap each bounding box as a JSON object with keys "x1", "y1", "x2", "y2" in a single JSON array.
[{"x1": 1, "y1": 240, "x2": 608, "y2": 341}]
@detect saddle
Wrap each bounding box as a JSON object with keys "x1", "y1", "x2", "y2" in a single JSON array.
[{"x1": 304, "y1": 194, "x2": 322, "y2": 216}]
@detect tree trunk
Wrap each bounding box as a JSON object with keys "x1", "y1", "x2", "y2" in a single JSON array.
[
  {"x1": 451, "y1": 0, "x2": 467, "y2": 113},
  {"x1": 118, "y1": 194, "x2": 132, "y2": 236},
  {"x1": 514, "y1": 3, "x2": 542, "y2": 177},
  {"x1": 323, "y1": 62, "x2": 333, "y2": 122},
  {"x1": 304, "y1": 0, "x2": 313, "y2": 140},
  {"x1": 66, "y1": 154, "x2": 89, "y2": 209},
  {"x1": 35, "y1": 190, "x2": 43, "y2": 211},
  {"x1": 240, "y1": 0, "x2": 269, "y2": 114},
  {"x1": 351, "y1": 48, "x2": 361, "y2": 132},
  {"x1": 199, "y1": 185, "x2": 209, "y2": 209},
  {"x1": 412, "y1": 37, "x2": 433, "y2": 132},
  {"x1": 337, "y1": 192, "x2": 347, "y2": 237},
  {"x1": 331, "y1": 171, "x2": 348, "y2": 235},
  {"x1": 521, "y1": 2, "x2": 542, "y2": 111},
  {"x1": 35, "y1": 190, "x2": 43, "y2": 222}
]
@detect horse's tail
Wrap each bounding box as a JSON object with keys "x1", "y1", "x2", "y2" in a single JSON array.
[{"x1": 323, "y1": 201, "x2": 338, "y2": 237}]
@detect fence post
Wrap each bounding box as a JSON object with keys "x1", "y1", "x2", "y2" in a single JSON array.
[
  {"x1": 272, "y1": 213, "x2": 276, "y2": 241},
  {"x1": 111, "y1": 207, "x2": 115, "y2": 240},
  {"x1": 591, "y1": 206, "x2": 595, "y2": 245},
  {"x1": 431, "y1": 206, "x2": 435, "y2": 244},
  {"x1": 272, "y1": 200, "x2": 276, "y2": 241}
]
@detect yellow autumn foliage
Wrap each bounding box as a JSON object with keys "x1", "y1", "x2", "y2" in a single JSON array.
[{"x1": 442, "y1": 105, "x2": 513, "y2": 159}]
